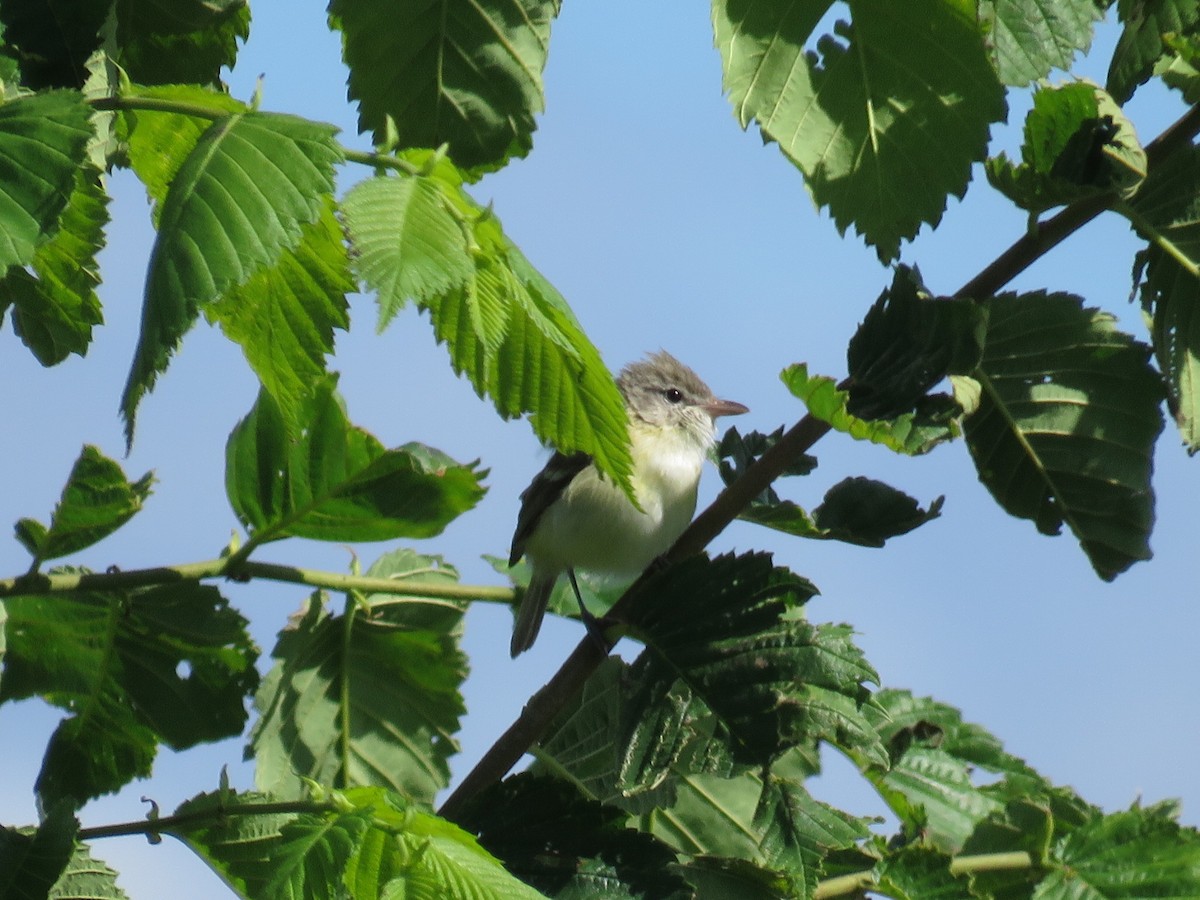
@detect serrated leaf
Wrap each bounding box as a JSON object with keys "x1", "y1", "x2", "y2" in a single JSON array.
[
  {"x1": 341, "y1": 172, "x2": 475, "y2": 330},
  {"x1": 986, "y1": 81, "x2": 1146, "y2": 214},
  {"x1": 14, "y1": 444, "x2": 153, "y2": 566},
  {"x1": 845, "y1": 265, "x2": 986, "y2": 420},
  {"x1": 4, "y1": 165, "x2": 108, "y2": 365},
  {"x1": 978, "y1": 0, "x2": 1101, "y2": 86},
  {"x1": 812, "y1": 477, "x2": 942, "y2": 548},
  {"x1": 250, "y1": 549, "x2": 467, "y2": 804},
  {"x1": 0, "y1": 577, "x2": 258, "y2": 809},
  {"x1": 119, "y1": 84, "x2": 249, "y2": 223},
  {"x1": 226, "y1": 380, "x2": 485, "y2": 543},
  {"x1": 852, "y1": 690, "x2": 1047, "y2": 853},
  {"x1": 1128, "y1": 144, "x2": 1200, "y2": 450},
  {"x1": 678, "y1": 856, "x2": 803, "y2": 899},
  {"x1": 0, "y1": 1, "x2": 106, "y2": 89},
  {"x1": 1107, "y1": 0, "x2": 1200, "y2": 103},
  {"x1": 964, "y1": 292, "x2": 1164, "y2": 580},
  {"x1": 114, "y1": 0, "x2": 250, "y2": 86},
  {"x1": 345, "y1": 159, "x2": 634, "y2": 496},
  {"x1": 208, "y1": 198, "x2": 352, "y2": 438},
  {"x1": 782, "y1": 364, "x2": 956, "y2": 456},
  {"x1": 329, "y1": 0, "x2": 559, "y2": 169},
  {"x1": 873, "y1": 846, "x2": 966, "y2": 900},
  {"x1": 0, "y1": 90, "x2": 93, "y2": 271},
  {"x1": 0, "y1": 803, "x2": 79, "y2": 900},
  {"x1": 47, "y1": 842, "x2": 130, "y2": 900},
  {"x1": 1039, "y1": 803, "x2": 1200, "y2": 899},
  {"x1": 713, "y1": 0, "x2": 1006, "y2": 262},
  {"x1": 458, "y1": 774, "x2": 693, "y2": 900},
  {"x1": 1155, "y1": 34, "x2": 1200, "y2": 102},
  {"x1": 628, "y1": 553, "x2": 882, "y2": 769},
  {"x1": 120, "y1": 111, "x2": 342, "y2": 446}
]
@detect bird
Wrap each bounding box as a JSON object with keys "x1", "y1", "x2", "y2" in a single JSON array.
[{"x1": 508, "y1": 351, "x2": 749, "y2": 657}]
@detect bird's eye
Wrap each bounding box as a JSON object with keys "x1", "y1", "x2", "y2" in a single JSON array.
[{"x1": 664, "y1": 388, "x2": 683, "y2": 404}]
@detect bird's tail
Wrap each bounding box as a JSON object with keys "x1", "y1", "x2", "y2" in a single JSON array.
[{"x1": 510, "y1": 570, "x2": 558, "y2": 657}]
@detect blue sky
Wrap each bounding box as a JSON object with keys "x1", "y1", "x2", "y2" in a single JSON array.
[{"x1": 2, "y1": 3, "x2": 1198, "y2": 896}]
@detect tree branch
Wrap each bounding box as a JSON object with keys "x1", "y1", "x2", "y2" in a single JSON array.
[
  {"x1": 0, "y1": 558, "x2": 513, "y2": 604},
  {"x1": 812, "y1": 851, "x2": 1035, "y2": 899},
  {"x1": 437, "y1": 99, "x2": 1200, "y2": 823},
  {"x1": 77, "y1": 799, "x2": 336, "y2": 841}
]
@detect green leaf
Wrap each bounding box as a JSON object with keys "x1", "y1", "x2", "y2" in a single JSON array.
[
  {"x1": 341, "y1": 171, "x2": 475, "y2": 330},
  {"x1": 329, "y1": 0, "x2": 560, "y2": 169},
  {"x1": 978, "y1": 0, "x2": 1101, "y2": 86},
  {"x1": 1155, "y1": 34, "x2": 1200, "y2": 102},
  {"x1": 0, "y1": 577, "x2": 258, "y2": 809},
  {"x1": 845, "y1": 265, "x2": 986, "y2": 420},
  {"x1": 964, "y1": 292, "x2": 1164, "y2": 580},
  {"x1": 226, "y1": 380, "x2": 486, "y2": 544},
  {"x1": 1128, "y1": 144, "x2": 1200, "y2": 450},
  {"x1": 782, "y1": 364, "x2": 958, "y2": 456},
  {"x1": 14, "y1": 445, "x2": 153, "y2": 566},
  {"x1": 47, "y1": 842, "x2": 130, "y2": 900},
  {"x1": 812, "y1": 477, "x2": 943, "y2": 548},
  {"x1": 872, "y1": 847, "x2": 965, "y2": 900},
  {"x1": 114, "y1": 0, "x2": 250, "y2": 86},
  {"x1": 250, "y1": 549, "x2": 467, "y2": 805},
  {"x1": 208, "y1": 198, "x2": 352, "y2": 438},
  {"x1": 119, "y1": 84, "x2": 249, "y2": 224},
  {"x1": 851, "y1": 690, "x2": 1047, "y2": 853},
  {"x1": 343, "y1": 162, "x2": 634, "y2": 496},
  {"x1": 0, "y1": 2, "x2": 106, "y2": 89},
  {"x1": 1039, "y1": 803, "x2": 1200, "y2": 899},
  {"x1": 3, "y1": 165, "x2": 108, "y2": 366},
  {"x1": 459, "y1": 774, "x2": 693, "y2": 900},
  {"x1": 0, "y1": 91, "x2": 93, "y2": 271},
  {"x1": 628, "y1": 553, "x2": 882, "y2": 769},
  {"x1": 986, "y1": 82, "x2": 1146, "y2": 215},
  {"x1": 0, "y1": 803, "x2": 79, "y2": 900},
  {"x1": 713, "y1": 0, "x2": 1006, "y2": 262},
  {"x1": 120, "y1": 111, "x2": 342, "y2": 446},
  {"x1": 1107, "y1": 0, "x2": 1200, "y2": 103}
]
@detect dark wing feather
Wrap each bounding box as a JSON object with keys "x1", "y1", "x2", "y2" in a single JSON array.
[{"x1": 508, "y1": 451, "x2": 592, "y2": 566}]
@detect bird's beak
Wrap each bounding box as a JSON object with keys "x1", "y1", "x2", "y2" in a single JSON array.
[{"x1": 704, "y1": 398, "x2": 749, "y2": 418}]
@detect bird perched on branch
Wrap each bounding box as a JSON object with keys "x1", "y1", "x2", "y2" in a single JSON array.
[{"x1": 508, "y1": 351, "x2": 748, "y2": 657}]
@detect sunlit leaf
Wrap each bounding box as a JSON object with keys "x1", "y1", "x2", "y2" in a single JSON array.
[
  {"x1": 978, "y1": 0, "x2": 1101, "y2": 86},
  {"x1": 1107, "y1": 0, "x2": 1200, "y2": 103}
]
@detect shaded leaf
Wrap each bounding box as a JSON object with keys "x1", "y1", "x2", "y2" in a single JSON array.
[
  {"x1": 812, "y1": 477, "x2": 943, "y2": 548},
  {"x1": 713, "y1": 0, "x2": 1006, "y2": 261},
  {"x1": 872, "y1": 846, "x2": 965, "y2": 900},
  {"x1": 14, "y1": 445, "x2": 153, "y2": 566},
  {"x1": 208, "y1": 198, "x2": 352, "y2": 438},
  {"x1": 226, "y1": 380, "x2": 485, "y2": 544},
  {"x1": 0, "y1": 577, "x2": 258, "y2": 808},
  {"x1": 978, "y1": 0, "x2": 1101, "y2": 86},
  {"x1": 0, "y1": 0, "x2": 106, "y2": 89},
  {"x1": 1107, "y1": 0, "x2": 1200, "y2": 103},
  {"x1": 459, "y1": 774, "x2": 693, "y2": 900},
  {"x1": 114, "y1": 0, "x2": 250, "y2": 86},
  {"x1": 846, "y1": 265, "x2": 986, "y2": 420},
  {"x1": 250, "y1": 549, "x2": 467, "y2": 804},
  {"x1": 0, "y1": 90, "x2": 93, "y2": 271},
  {"x1": 628, "y1": 552, "x2": 882, "y2": 769},
  {"x1": 3, "y1": 165, "x2": 108, "y2": 366},
  {"x1": 330, "y1": 0, "x2": 559, "y2": 169},
  {"x1": 1128, "y1": 144, "x2": 1200, "y2": 450},
  {"x1": 0, "y1": 803, "x2": 78, "y2": 900},
  {"x1": 46, "y1": 842, "x2": 130, "y2": 900},
  {"x1": 964, "y1": 292, "x2": 1163, "y2": 580},
  {"x1": 121, "y1": 111, "x2": 342, "y2": 446},
  {"x1": 986, "y1": 81, "x2": 1146, "y2": 214},
  {"x1": 677, "y1": 857, "x2": 803, "y2": 900}
]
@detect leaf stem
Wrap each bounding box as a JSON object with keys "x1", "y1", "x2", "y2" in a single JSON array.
[
  {"x1": 0, "y1": 559, "x2": 513, "y2": 604},
  {"x1": 812, "y1": 851, "x2": 1034, "y2": 898},
  {"x1": 77, "y1": 799, "x2": 338, "y2": 841},
  {"x1": 1115, "y1": 199, "x2": 1200, "y2": 278}
]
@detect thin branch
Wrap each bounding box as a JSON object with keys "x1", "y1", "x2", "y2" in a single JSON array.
[
  {"x1": 437, "y1": 99, "x2": 1200, "y2": 823},
  {"x1": 0, "y1": 558, "x2": 513, "y2": 604},
  {"x1": 812, "y1": 851, "x2": 1035, "y2": 899},
  {"x1": 78, "y1": 799, "x2": 336, "y2": 841}
]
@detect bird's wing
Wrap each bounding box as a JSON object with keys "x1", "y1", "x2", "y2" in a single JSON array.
[{"x1": 508, "y1": 450, "x2": 592, "y2": 566}]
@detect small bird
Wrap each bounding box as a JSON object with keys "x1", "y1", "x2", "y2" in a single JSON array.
[{"x1": 508, "y1": 351, "x2": 748, "y2": 657}]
